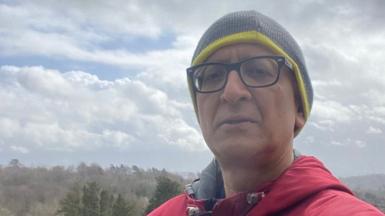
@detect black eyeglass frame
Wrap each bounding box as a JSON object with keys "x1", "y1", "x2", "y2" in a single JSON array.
[{"x1": 186, "y1": 55, "x2": 293, "y2": 93}]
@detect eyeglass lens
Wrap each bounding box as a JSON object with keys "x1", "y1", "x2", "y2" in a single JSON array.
[{"x1": 193, "y1": 57, "x2": 279, "y2": 92}]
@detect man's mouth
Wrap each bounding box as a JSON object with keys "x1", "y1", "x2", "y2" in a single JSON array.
[{"x1": 219, "y1": 117, "x2": 257, "y2": 127}]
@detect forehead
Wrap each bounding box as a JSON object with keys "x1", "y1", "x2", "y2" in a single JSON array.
[{"x1": 206, "y1": 43, "x2": 277, "y2": 63}]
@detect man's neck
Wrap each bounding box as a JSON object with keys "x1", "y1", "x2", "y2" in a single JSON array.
[{"x1": 219, "y1": 149, "x2": 294, "y2": 197}]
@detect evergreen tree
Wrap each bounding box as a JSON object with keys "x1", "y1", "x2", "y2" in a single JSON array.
[
  {"x1": 145, "y1": 176, "x2": 182, "y2": 213},
  {"x1": 100, "y1": 189, "x2": 113, "y2": 216},
  {"x1": 112, "y1": 194, "x2": 132, "y2": 216},
  {"x1": 56, "y1": 185, "x2": 82, "y2": 216},
  {"x1": 82, "y1": 182, "x2": 100, "y2": 216}
]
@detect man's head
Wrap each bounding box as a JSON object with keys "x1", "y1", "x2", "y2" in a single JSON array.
[{"x1": 186, "y1": 11, "x2": 313, "y2": 163}]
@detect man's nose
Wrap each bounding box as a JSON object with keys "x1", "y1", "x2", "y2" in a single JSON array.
[{"x1": 220, "y1": 70, "x2": 252, "y2": 103}]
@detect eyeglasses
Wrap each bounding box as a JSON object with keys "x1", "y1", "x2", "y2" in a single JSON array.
[{"x1": 187, "y1": 56, "x2": 292, "y2": 93}]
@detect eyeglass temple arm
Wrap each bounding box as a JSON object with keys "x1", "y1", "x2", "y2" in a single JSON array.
[{"x1": 284, "y1": 58, "x2": 293, "y2": 71}]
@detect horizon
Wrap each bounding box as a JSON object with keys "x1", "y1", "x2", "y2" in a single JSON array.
[{"x1": 2, "y1": 158, "x2": 385, "y2": 179}]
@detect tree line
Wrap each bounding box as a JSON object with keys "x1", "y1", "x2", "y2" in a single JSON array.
[
  {"x1": 0, "y1": 159, "x2": 186, "y2": 216},
  {"x1": 56, "y1": 176, "x2": 182, "y2": 216},
  {"x1": 57, "y1": 181, "x2": 134, "y2": 216},
  {"x1": 0, "y1": 159, "x2": 384, "y2": 215}
]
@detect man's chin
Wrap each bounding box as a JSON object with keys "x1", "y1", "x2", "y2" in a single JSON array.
[{"x1": 211, "y1": 140, "x2": 267, "y2": 161}]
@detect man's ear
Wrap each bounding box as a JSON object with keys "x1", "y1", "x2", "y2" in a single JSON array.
[{"x1": 294, "y1": 108, "x2": 305, "y2": 136}]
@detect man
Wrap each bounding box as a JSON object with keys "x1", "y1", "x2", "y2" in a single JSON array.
[{"x1": 148, "y1": 10, "x2": 384, "y2": 216}]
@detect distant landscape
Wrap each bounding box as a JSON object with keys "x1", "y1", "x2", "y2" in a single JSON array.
[
  {"x1": 0, "y1": 159, "x2": 384, "y2": 216},
  {"x1": 341, "y1": 174, "x2": 385, "y2": 212}
]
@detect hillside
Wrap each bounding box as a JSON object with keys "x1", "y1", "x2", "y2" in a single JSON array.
[
  {"x1": 0, "y1": 159, "x2": 384, "y2": 215},
  {"x1": 0, "y1": 159, "x2": 189, "y2": 216},
  {"x1": 342, "y1": 174, "x2": 385, "y2": 191},
  {"x1": 341, "y1": 174, "x2": 385, "y2": 212}
]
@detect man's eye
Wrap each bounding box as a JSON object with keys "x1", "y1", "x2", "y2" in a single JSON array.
[
  {"x1": 205, "y1": 71, "x2": 222, "y2": 81},
  {"x1": 245, "y1": 68, "x2": 270, "y2": 78}
]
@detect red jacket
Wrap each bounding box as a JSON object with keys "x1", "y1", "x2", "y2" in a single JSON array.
[{"x1": 148, "y1": 156, "x2": 384, "y2": 216}]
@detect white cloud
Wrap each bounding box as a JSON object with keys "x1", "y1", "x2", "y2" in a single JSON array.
[
  {"x1": 312, "y1": 80, "x2": 343, "y2": 88},
  {"x1": 366, "y1": 126, "x2": 383, "y2": 134},
  {"x1": 310, "y1": 120, "x2": 334, "y2": 132},
  {"x1": 102, "y1": 129, "x2": 136, "y2": 149},
  {"x1": 10, "y1": 145, "x2": 29, "y2": 154},
  {"x1": 312, "y1": 100, "x2": 355, "y2": 123},
  {"x1": 331, "y1": 140, "x2": 344, "y2": 146},
  {"x1": 0, "y1": 65, "x2": 204, "y2": 154},
  {"x1": 354, "y1": 140, "x2": 366, "y2": 148}
]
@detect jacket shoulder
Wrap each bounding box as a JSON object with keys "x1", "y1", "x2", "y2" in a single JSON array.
[
  {"x1": 147, "y1": 194, "x2": 187, "y2": 216},
  {"x1": 300, "y1": 189, "x2": 384, "y2": 216}
]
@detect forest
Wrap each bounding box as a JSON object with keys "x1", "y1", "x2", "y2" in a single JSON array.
[
  {"x1": 0, "y1": 159, "x2": 187, "y2": 216},
  {"x1": 0, "y1": 159, "x2": 384, "y2": 216}
]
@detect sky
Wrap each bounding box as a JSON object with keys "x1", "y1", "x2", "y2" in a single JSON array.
[{"x1": 0, "y1": 0, "x2": 385, "y2": 177}]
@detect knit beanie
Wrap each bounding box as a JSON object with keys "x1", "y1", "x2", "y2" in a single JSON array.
[{"x1": 187, "y1": 10, "x2": 313, "y2": 128}]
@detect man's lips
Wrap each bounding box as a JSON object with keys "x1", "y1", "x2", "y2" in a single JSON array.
[{"x1": 217, "y1": 117, "x2": 257, "y2": 128}]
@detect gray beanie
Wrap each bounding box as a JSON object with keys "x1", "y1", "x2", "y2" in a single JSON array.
[{"x1": 188, "y1": 10, "x2": 313, "y2": 126}]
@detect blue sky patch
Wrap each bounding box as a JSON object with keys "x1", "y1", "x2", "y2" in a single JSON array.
[
  {"x1": 98, "y1": 31, "x2": 176, "y2": 53},
  {"x1": 0, "y1": 55, "x2": 142, "y2": 80}
]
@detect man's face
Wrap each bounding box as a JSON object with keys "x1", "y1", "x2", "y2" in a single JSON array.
[{"x1": 196, "y1": 43, "x2": 304, "y2": 164}]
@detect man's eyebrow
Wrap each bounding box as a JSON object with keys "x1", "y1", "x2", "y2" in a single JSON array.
[
  {"x1": 205, "y1": 59, "x2": 228, "y2": 64},
  {"x1": 206, "y1": 56, "x2": 253, "y2": 64}
]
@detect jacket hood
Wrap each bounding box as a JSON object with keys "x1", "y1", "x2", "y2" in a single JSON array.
[
  {"x1": 250, "y1": 156, "x2": 352, "y2": 215},
  {"x1": 187, "y1": 149, "x2": 302, "y2": 200},
  {"x1": 185, "y1": 155, "x2": 352, "y2": 215}
]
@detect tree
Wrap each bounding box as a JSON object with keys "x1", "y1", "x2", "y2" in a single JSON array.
[
  {"x1": 56, "y1": 185, "x2": 82, "y2": 216},
  {"x1": 8, "y1": 159, "x2": 23, "y2": 168},
  {"x1": 57, "y1": 181, "x2": 137, "y2": 216},
  {"x1": 112, "y1": 194, "x2": 133, "y2": 216},
  {"x1": 100, "y1": 189, "x2": 113, "y2": 216},
  {"x1": 82, "y1": 182, "x2": 100, "y2": 216},
  {"x1": 145, "y1": 176, "x2": 182, "y2": 213}
]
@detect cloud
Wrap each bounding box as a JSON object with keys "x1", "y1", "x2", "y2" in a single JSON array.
[
  {"x1": 366, "y1": 126, "x2": 383, "y2": 134},
  {"x1": 331, "y1": 140, "x2": 344, "y2": 146},
  {"x1": 0, "y1": 65, "x2": 205, "y2": 154},
  {"x1": 354, "y1": 140, "x2": 366, "y2": 148},
  {"x1": 312, "y1": 100, "x2": 355, "y2": 123},
  {"x1": 10, "y1": 145, "x2": 29, "y2": 154}
]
